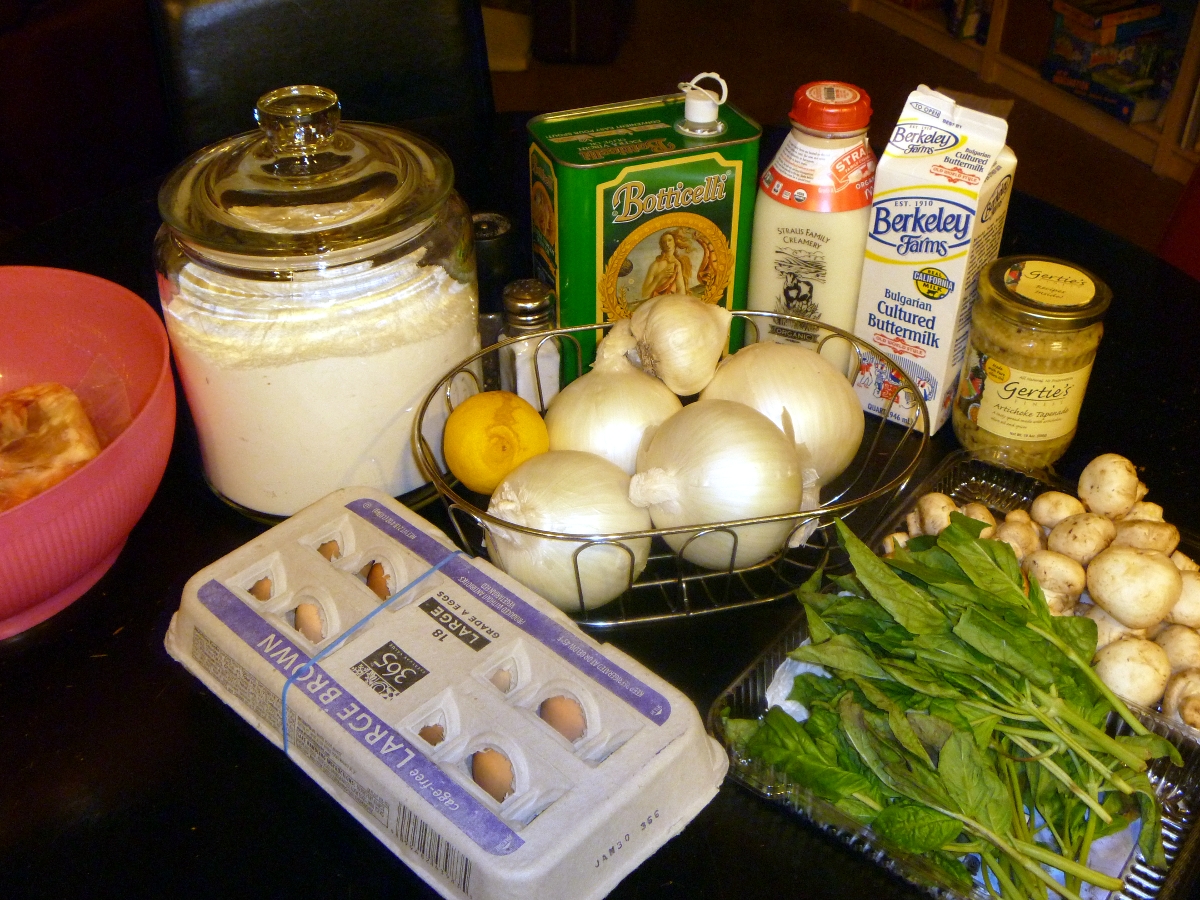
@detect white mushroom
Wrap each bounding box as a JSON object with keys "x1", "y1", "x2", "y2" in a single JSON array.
[
  {"x1": 961, "y1": 502, "x2": 996, "y2": 538},
  {"x1": 1166, "y1": 570, "x2": 1200, "y2": 628},
  {"x1": 1077, "y1": 453, "x2": 1147, "y2": 518},
  {"x1": 1111, "y1": 518, "x2": 1180, "y2": 555},
  {"x1": 1119, "y1": 501, "x2": 1165, "y2": 522},
  {"x1": 1030, "y1": 491, "x2": 1085, "y2": 531},
  {"x1": 882, "y1": 532, "x2": 909, "y2": 555},
  {"x1": 908, "y1": 493, "x2": 959, "y2": 537},
  {"x1": 1022, "y1": 550, "x2": 1086, "y2": 616},
  {"x1": 1172, "y1": 550, "x2": 1200, "y2": 572},
  {"x1": 1087, "y1": 545, "x2": 1183, "y2": 629},
  {"x1": 1092, "y1": 638, "x2": 1171, "y2": 707},
  {"x1": 1162, "y1": 668, "x2": 1200, "y2": 727},
  {"x1": 994, "y1": 516, "x2": 1042, "y2": 562},
  {"x1": 1155, "y1": 624, "x2": 1200, "y2": 674},
  {"x1": 1047, "y1": 513, "x2": 1116, "y2": 566},
  {"x1": 1082, "y1": 603, "x2": 1148, "y2": 652}
]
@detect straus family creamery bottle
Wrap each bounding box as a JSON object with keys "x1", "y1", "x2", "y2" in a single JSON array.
[{"x1": 746, "y1": 82, "x2": 875, "y2": 375}]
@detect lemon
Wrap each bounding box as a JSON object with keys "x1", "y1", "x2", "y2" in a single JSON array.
[{"x1": 442, "y1": 391, "x2": 549, "y2": 494}]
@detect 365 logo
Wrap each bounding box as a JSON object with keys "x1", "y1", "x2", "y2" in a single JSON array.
[{"x1": 350, "y1": 641, "x2": 428, "y2": 700}]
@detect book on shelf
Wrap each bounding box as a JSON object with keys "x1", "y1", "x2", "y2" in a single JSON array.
[
  {"x1": 1048, "y1": 15, "x2": 1174, "y2": 77},
  {"x1": 944, "y1": 0, "x2": 992, "y2": 40},
  {"x1": 1062, "y1": 10, "x2": 1175, "y2": 45},
  {"x1": 1041, "y1": 59, "x2": 1161, "y2": 120},
  {"x1": 1051, "y1": 0, "x2": 1163, "y2": 31}
]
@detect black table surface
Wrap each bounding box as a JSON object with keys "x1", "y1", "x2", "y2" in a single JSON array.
[{"x1": 3, "y1": 178, "x2": 1200, "y2": 900}]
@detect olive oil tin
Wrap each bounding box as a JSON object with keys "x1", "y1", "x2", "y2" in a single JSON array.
[{"x1": 528, "y1": 91, "x2": 760, "y2": 374}]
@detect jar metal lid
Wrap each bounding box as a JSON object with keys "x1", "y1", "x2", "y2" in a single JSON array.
[
  {"x1": 157, "y1": 85, "x2": 454, "y2": 258},
  {"x1": 979, "y1": 256, "x2": 1112, "y2": 331}
]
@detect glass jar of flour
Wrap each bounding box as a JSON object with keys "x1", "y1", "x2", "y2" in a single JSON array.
[{"x1": 155, "y1": 85, "x2": 478, "y2": 519}]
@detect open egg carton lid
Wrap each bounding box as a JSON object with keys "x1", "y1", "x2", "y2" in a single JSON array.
[{"x1": 164, "y1": 486, "x2": 727, "y2": 900}]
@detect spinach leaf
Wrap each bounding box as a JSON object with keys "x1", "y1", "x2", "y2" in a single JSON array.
[
  {"x1": 791, "y1": 633, "x2": 889, "y2": 680},
  {"x1": 872, "y1": 802, "x2": 963, "y2": 853},
  {"x1": 938, "y1": 731, "x2": 1013, "y2": 837},
  {"x1": 834, "y1": 520, "x2": 949, "y2": 635},
  {"x1": 953, "y1": 607, "x2": 1056, "y2": 688},
  {"x1": 805, "y1": 604, "x2": 834, "y2": 644}
]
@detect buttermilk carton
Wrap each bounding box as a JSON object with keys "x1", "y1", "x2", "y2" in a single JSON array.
[{"x1": 851, "y1": 86, "x2": 1016, "y2": 433}]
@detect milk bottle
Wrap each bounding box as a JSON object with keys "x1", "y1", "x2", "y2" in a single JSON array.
[
  {"x1": 746, "y1": 82, "x2": 876, "y2": 375},
  {"x1": 851, "y1": 85, "x2": 1016, "y2": 434}
]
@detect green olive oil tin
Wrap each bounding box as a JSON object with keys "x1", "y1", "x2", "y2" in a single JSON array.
[{"x1": 527, "y1": 88, "x2": 761, "y2": 378}]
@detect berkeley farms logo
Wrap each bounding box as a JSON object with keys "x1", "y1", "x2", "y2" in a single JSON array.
[
  {"x1": 888, "y1": 123, "x2": 961, "y2": 156},
  {"x1": 868, "y1": 195, "x2": 975, "y2": 258}
]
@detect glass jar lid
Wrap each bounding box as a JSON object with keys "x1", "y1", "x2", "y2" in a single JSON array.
[
  {"x1": 979, "y1": 256, "x2": 1112, "y2": 331},
  {"x1": 157, "y1": 85, "x2": 454, "y2": 257}
]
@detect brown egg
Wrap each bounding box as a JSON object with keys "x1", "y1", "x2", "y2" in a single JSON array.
[
  {"x1": 418, "y1": 723, "x2": 445, "y2": 746},
  {"x1": 293, "y1": 602, "x2": 323, "y2": 642},
  {"x1": 248, "y1": 577, "x2": 273, "y2": 601},
  {"x1": 539, "y1": 695, "x2": 586, "y2": 742},
  {"x1": 362, "y1": 561, "x2": 390, "y2": 600},
  {"x1": 490, "y1": 667, "x2": 513, "y2": 693},
  {"x1": 317, "y1": 540, "x2": 341, "y2": 561},
  {"x1": 471, "y1": 748, "x2": 514, "y2": 803}
]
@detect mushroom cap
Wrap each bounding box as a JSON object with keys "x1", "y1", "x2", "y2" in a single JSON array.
[
  {"x1": 1023, "y1": 549, "x2": 1086, "y2": 599},
  {"x1": 1078, "y1": 453, "x2": 1147, "y2": 518},
  {"x1": 1047, "y1": 513, "x2": 1116, "y2": 566},
  {"x1": 1112, "y1": 518, "x2": 1181, "y2": 555},
  {"x1": 1087, "y1": 545, "x2": 1183, "y2": 629},
  {"x1": 1093, "y1": 638, "x2": 1171, "y2": 707},
  {"x1": 1167, "y1": 570, "x2": 1200, "y2": 628},
  {"x1": 1155, "y1": 624, "x2": 1200, "y2": 674},
  {"x1": 1030, "y1": 491, "x2": 1086, "y2": 530},
  {"x1": 1082, "y1": 603, "x2": 1147, "y2": 652},
  {"x1": 1163, "y1": 668, "x2": 1200, "y2": 722}
]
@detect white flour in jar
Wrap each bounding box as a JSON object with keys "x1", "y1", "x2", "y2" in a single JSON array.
[{"x1": 164, "y1": 248, "x2": 478, "y2": 516}]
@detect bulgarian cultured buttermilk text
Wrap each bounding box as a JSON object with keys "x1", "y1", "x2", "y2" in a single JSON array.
[{"x1": 851, "y1": 86, "x2": 1016, "y2": 433}]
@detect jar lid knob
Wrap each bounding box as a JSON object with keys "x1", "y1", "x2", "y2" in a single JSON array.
[{"x1": 254, "y1": 85, "x2": 341, "y2": 154}]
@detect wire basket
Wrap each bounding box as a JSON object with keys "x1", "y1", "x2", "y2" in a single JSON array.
[{"x1": 414, "y1": 310, "x2": 931, "y2": 628}]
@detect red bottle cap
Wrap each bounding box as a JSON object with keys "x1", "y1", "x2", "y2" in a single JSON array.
[{"x1": 789, "y1": 82, "x2": 872, "y2": 134}]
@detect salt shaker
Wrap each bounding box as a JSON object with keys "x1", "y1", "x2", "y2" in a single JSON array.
[{"x1": 499, "y1": 279, "x2": 560, "y2": 411}]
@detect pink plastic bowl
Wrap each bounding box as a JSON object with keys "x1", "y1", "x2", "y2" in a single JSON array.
[{"x1": 0, "y1": 267, "x2": 175, "y2": 638}]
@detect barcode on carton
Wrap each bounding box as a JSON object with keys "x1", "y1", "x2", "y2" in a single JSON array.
[{"x1": 394, "y1": 802, "x2": 473, "y2": 896}]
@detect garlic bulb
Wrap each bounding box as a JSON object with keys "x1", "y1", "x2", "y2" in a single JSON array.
[
  {"x1": 486, "y1": 451, "x2": 651, "y2": 612},
  {"x1": 629, "y1": 294, "x2": 732, "y2": 395},
  {"x1": 700, "y1": 340, "x2": 863, "y2": 486},
  {"x1": 629, "y1": 399, "x2": 804, "y2": 569},
  {"x1": 544, "y1": 325, "x2": 682, "y2": 475}
]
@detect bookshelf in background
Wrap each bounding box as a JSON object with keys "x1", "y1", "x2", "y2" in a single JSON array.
[{"x1": 847, "y1": 0, "x2": 1200, "y2": 183}]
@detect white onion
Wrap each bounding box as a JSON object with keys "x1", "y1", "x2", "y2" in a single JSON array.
[
  {"x1": 544, "y1": 325, "x2": 682, "y2": 474},
  {"x1": 700, "y1": 340, "x2": 863, "y2": 486},
  {"x1": 629, "y1": 399, "x2": 804, "y2": 569},
  {"x1": 486, "y1": 450, "x2": 651, "y2": 612},
  {"x1": 630, "y1": 294, "x2": 732, "y2": 395}
]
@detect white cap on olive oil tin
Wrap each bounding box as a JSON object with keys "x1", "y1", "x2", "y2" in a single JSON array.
[{"x1": 676, "y1": 72, "x2": 728, "y2": 136}]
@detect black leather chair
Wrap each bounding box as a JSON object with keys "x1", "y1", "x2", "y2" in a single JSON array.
[{"x1": 146, "y1": 0, "x2": 497, "y2": 208}]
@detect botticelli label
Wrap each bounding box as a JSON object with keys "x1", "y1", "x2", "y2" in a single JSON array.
[{"x1": 958, "y1": 344, "x2": 1092, "y2": 442}]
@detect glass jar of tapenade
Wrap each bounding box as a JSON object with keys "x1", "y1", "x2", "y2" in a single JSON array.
[{"x1": 952, "y1": 255, "x2": 1111, "y2": 470}]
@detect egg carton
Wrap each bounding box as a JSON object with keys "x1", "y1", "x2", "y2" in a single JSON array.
[{"x1": 164, "y1": 487, "x2": 727, "y2": 900}]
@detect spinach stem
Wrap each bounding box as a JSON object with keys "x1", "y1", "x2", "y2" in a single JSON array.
[
  {"x1": 1006, "y1": 734, "x2": 1112, "y2": 824},
  {"x1": 1025, "y1": 623, "x2": 1149, "y2": 736}
]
